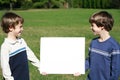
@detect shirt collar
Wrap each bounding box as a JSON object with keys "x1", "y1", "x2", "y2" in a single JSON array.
[{"x1": 5, "y1": 38, "x2": 21, "y2": 45}]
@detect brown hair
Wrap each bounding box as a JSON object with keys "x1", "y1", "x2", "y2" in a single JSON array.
[
  {"x1": 1, "y1": 12, "x2": 24, "y2": 33},
  {"x1": 89, "y1": 11, "x2": 114, "y2": 31}
]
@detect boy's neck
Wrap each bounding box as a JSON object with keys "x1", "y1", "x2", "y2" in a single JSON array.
[
  {"x1": 98, "y1": 31, "x2": 110, "y2": 42},
  {"x1": 7, "y1": 33, "x2": 17, "y2": 41}
]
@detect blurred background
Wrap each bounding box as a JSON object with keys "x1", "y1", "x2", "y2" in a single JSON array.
[{"x1": 0, "y1": 0, "x2": 120, "y2": 10}]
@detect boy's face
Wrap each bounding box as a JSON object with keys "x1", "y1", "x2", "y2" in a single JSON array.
[
  {"x1": 10, "y1": 22, "x2": 23, "y2": 38},
  {"x1": 90, "y1": 23, "x2": 103, "y2": 35}
]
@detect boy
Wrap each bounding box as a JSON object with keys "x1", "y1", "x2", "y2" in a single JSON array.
[
  {"x1": 85, "y1": 11, "x2": 120, "y2": 80},
  {"x1": 0, "y1": 12, "x2": 40, "y2": 80}
]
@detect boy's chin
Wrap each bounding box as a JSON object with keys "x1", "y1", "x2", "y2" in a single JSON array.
[
  {"x1": 17, "y1": 34, "x2": 21, "y2": 38},
  {"x1": 93, "y1": 32, "x2": 98, "y2": 35},
  {"x1": 93, "y1": 33, "x2": 97, "y2": 35}
]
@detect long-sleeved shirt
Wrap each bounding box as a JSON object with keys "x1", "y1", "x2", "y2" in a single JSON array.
[
  {"x1": 0, "y1": 38, "x2": 40, "y2": 80},
  {"x1": 85, "y1": 37, "x2": 120, "y2": 80}
]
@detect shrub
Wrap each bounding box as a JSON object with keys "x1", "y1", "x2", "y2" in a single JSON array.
[
  {"x1": 32, "y1": 2, "x2": 45, "y2": 8},
  {"x1": 21, "y1": 1, "x2": 33, "y2": 10},
  {"x1": 51, "y1": 1, "x2": 64, "y2": 8}
]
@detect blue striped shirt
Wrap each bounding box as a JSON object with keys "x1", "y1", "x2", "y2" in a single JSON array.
[{"x1": 86, "y1": 37, "x2": 120, "y2": 80}]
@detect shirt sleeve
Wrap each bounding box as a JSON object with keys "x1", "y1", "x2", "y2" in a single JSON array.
[
  {"x1": 0, "y1": 43, "x2": 14, "y2": 80},
  {"x1": 85, "y1": 57, "x2": 90, "y2": 71},
  {"x1": 26, "y1": 46, "x2": 40, "y2": 69},
  {"x1": 85, "y1": 47, "x2": 91, "y2": 71},
  {"x1": 22, "y1": 39, "x2": 40, "y2": 70},
  {"x1": 110, "y1": 46, "x2": 120, "y2": 80}
]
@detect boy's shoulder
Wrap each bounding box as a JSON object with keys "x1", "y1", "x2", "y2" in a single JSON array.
[
  {"x1": 103, "y1": 37, "x2": 120, "y2": 50},
  {"x1": 109, "y1": 37, "x2": 119, "y2": 44},
  {"x1": 1, "y1": 38, "x2": 10, "y2": 49}
]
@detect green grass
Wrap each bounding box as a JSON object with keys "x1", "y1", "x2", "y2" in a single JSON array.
[{"x1": 0, "y1": 9, "x2": 120, "y2": 80}]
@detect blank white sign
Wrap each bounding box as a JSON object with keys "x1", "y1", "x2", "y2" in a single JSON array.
[{"x1": 40, "y1": 37, "x2": 85, "y2": 74}]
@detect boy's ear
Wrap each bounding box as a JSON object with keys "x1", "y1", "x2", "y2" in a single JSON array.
[
  {"x1": 101, "y1": 26, "x2": 104, "y2": 30},
  {"x1": 9, "y1": 26, "x2": 14, "y2": 32}
]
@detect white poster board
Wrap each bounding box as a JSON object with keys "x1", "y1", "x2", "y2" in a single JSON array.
[{"x1": 40, "y1": 37, "x2": 85, "y2": 74}]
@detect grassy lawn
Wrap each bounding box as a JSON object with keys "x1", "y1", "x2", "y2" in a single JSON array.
[{"x1": 0, "y1": 9, "x2": 120, "y2": 80}]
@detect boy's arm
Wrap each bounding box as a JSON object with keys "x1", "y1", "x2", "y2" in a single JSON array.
[
  {"x1": 85, "y1": 57, "x2": 90, "y2": 71},
  {"x1": 22, "y1": 39, "x2": 47, "y2": 75},
  {"x1": 26, "y1": 46, "x2": 40, "y2": 69},
  {"x1": 0, "y1": 44, "x2": 14, "y2": 80},
  {"x1": 85, "y1": 48, "x2": 91, "y2": 71},
  {"x1": 21, "y1": 38, "x2": 40, "y2": 70},
  {"x1": 110, "y1": 49, "x2": 120, "y2": 80}
]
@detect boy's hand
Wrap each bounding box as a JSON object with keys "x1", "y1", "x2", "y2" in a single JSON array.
[
  {"x1": 41, "y1": 72, "x2": 47, "y2": 75},
  {"x1": 73, "y1": 72, "x2": 81, "y2": 76}
]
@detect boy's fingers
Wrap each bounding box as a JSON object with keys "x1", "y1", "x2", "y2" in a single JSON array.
[
  {"x1": 41, "y1": 72, "x2": 47, "y2": 75},
  {"x1": 73, "y1": 72, "x2": 81, "y2": 76}
]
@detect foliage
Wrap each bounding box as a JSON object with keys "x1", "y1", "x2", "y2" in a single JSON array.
[
  {"x1": 111, "y1": 0, "x2": 120, "y2": 8},
  {"x1": 32, "y1": 0, "x2": 65, "y2": 9},
  {"x1": 0, "y1": 0, "x2": 120, "y2": 9},
  {"x1": 21, "y1": 0, "x2": 33, "y2": 9},
  {"x1": 32, "y1": 2, "x2": 45, "y2": 8}
]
